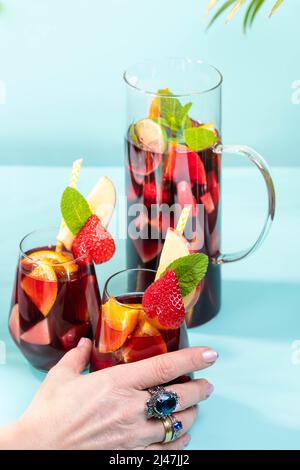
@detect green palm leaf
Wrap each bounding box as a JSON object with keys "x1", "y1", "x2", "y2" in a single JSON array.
[
  {"x1": 250, "y1": 0, "x2": 265, "y2": 26},
  {"x1": 269, "y1": 0, "x2": 284, "y2": 17},
  {"x1": 206, "y1": 0, "x2": 237, "y2": 28},
  {"x1": 243, "y1": 0, "x2": 258, "y2": 32}
]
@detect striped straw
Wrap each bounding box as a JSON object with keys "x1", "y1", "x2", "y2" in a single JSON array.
[
  {"x1": 56, "y1": 158, "x2": 83, "y2": 250},
  {"x1": 176, "y1": 206, "x2": 191, "y2": 234}
]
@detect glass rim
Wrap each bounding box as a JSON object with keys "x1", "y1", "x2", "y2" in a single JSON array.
[
  {"x1": 103, "y1": 268, "x2": 157, "y2": 310},
  {"x1": 123, "y1": 57, "x2": 223, "y2": 98},
  {"x1": 19, "y1": 228, "x2": 88, "y2": 265}
]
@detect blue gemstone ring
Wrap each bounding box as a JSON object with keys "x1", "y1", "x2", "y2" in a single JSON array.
[
  {"x1": 145, "y1": 386, "x2": 179, "y2": 419},
  {"x1": 162, "y1": 415, "x2": 183, "y2": 443}
]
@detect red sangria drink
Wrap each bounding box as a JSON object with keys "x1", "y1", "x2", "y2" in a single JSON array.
[
  {"x1": 9, "y1": 163, "x2": 116, "y2": 371},
  {"x1": 124, "y1": 59, "x2": 275, "y2": 328},
  {"x1": 9, "y1": 233, "x2": 101, "y2": 371},
  {"x1": 125, "y1": 96, "x2": 221, "y2": 327},
  {"x1": 91, "y1": 251, "x2": 208, "y2": 378}
]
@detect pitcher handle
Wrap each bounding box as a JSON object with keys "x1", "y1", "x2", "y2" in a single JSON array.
[{"x1": 212, "y1": 144, "x2": 276, "y2": 265}]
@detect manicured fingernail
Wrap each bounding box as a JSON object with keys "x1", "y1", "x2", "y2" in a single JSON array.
[
  {"x1": 78, "y1": 337, "x2": 87, "y2": 347},
  {"x1": 205, "y1": 381, "x2": 214, "y2": 398},
  {"x1": 202, "y1": 349, "x2": 218, "y2": 364},
  {"x1": 183, "y1": 434, "x2": 191, "y2": 446}
]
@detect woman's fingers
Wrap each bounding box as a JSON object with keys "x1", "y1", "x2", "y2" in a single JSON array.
[
  {"x1": 144, "y1": 406, "x2": 198, "y2": 446},
  {"x1": 110, "y1": 347, "x2": 218, "y2": 390},
  {"x1": 147, "y1": 433, "x2": 190, "y2": 450},
  {"x1": 52, "y1": 338, "x2": 92, "y2": 376},
  {"x1": 166, "y1": 379, "x2": 214, "y2": 411}
]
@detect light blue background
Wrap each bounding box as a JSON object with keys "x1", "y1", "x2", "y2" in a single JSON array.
[{"x1": 0, "y1": 0, "x2": 299, "y2": 167}]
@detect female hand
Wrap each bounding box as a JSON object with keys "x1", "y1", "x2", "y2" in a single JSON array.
[{"x1": 1, "y1": 338, "x2": 217, "y2": 450}]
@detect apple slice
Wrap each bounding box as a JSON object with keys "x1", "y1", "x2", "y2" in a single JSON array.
[
  {"x1": 21, "y1": 318, "x2": 51, "y2": 345},
  {"x1": 156, "y1": 228, "x2": 190, "y2": 279},
  {"x1": 134, "y1": 119, "x2": 167, "y2": 154},
  {"x1": 98, "y1": 298, "x2": 140, "y2": 353},
  {"x1": 9, "y1": 304, "x2": 20, "y2": 343},
  {"x1": 21, "y1": 264, "x2": 57, "y2": 317},
  {"x1": 121, "y1": 314, "x2": 167, "y2": 363},
  {"x1": 57, "y1": 176, "x2": 116, "y2": 251}
]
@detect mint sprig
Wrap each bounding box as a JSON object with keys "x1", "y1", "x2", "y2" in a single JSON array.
[
  {"x1": 184, "y1": 127, "x2": 218, "y2": 152},
  {"x1": 156, "y1": 88, "x2": 192, "y2": 134},
  {"x1": 61, "y1": 187, "x2": 92, "y2": 235},
  {"x1": 161, "y1": 253, "x2": 209, "y2": 297}
]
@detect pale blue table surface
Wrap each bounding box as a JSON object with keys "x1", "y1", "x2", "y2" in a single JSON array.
[{"x1": 0, "y1": 165, "x2": 299, "y2": 450}]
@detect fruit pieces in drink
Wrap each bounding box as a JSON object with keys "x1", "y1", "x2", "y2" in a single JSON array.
[
  {"x1": 164, "y1": 141, "x2": 207, "y2": 185},
  {"x1": 98, "y1": 298, "x2": 140, "y2": 353},
  {"x1": 155, "y1": 228, "x2": 208, "y2": 312},
  {"x1": 72, "y1": 215, "x2": 115, "y2": 266},
  {"x1": 121, "y1": 314, "x2": 167, "y2": 363},
  {"x1": 142, "y1": 269, "x2": 185, "y2": 330},
  {"x1": 9, "y1": 304, "x2": 20, "y2": 343},
  {"x1": 60, "y1": 187, "x2": 116, "y2": 267},
  {"x1": 21, "y1": 317, "x2": 51, "y2": 345},
  {"x1": 91, "y1": 247, "x2": 208, "y2": 371},
  {"x1": 58, "y1": 176, "x2": 116, "y2": 251}
]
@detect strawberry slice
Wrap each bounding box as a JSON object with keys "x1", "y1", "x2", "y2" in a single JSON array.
[
  {"x1": 21, "y1": 318, "x2": 51, "y2": 345},
  {"x1": 200, "y1": 192, "x2": 215, "y2": 214},
  {"x1": 9, "y1": 304, "x2": 20, "y2": 343},
  {"x1": 121, "y1": 314, "x2": 167, "y2": 363},
  {"x1": 98, "y1": 298, "x2": 140, "y2": 353},
  {"x1": 21, "y1": 265, "x2": 57, "y2": 317},
  {"x1": 164, "y1": 142, "x2": 206, "y2": 185},
  {"x1": 72, "y1": 215, "x2": 115, "y2": 266},
  {"x1": 142, "y1": 269, "x2": 185, "y2": 330}
]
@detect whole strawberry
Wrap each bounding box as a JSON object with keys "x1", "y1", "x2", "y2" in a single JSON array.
[
  {"x1": 142, "y1": 269, "x2": 185, "y2": 330},
  {"x1": 72, "y1": 215, "x2": 115, "y2": 265}
]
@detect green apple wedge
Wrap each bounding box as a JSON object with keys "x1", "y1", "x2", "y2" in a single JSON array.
[
  {"x1": 57, "y1": 176, "x2": 116, "y2": 251},
  {"x1": 155, "y1": 227, "x2": 200, "y2": 309}
]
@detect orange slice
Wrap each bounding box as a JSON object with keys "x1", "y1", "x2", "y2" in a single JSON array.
[
  {"x1": 21, "y1": 264, "x2": 58, "y2": 317},
  {"x1": 99, "y1": 298, "x2": 140, "y2": 353},
  {"x1": 25, "y1": 250, "x2": 78, "y2": 276}
]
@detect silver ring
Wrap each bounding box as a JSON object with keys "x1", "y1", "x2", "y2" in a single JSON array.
[{"x1": 145, "y1": 386, "x2": 179, "y2": 419}]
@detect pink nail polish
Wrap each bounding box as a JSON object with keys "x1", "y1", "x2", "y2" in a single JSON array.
[
  {"x1": 78, "y1": 337, "x2": 87, "y2": 347},
  {"x1": 202, "y1": 349, "x2": 218, "y2": 364},
  {"x1": 205, "y1": 382, "x2": 214, "y2": 398}
]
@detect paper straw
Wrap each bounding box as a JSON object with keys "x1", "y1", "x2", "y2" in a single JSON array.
[
  {"x1": 176, "y1": 206, "x2": 191, "y2": 234},
  {"x1": 56, "y1": 158, "x2": 83, "y2": 249}
]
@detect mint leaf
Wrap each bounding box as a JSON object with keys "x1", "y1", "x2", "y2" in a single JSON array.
[
  {"x1": 155, "y1": 89, "x2": 193, "y2": 134},
  {"x1": 184, "y1": 127, "x2": 218, "y2": 152},
  {"x1": 162, "y1": 253, "x2": 209, "y2": 297},
  {"x1": 61, "y1": 187, "x2": 92, "y2": 235}
]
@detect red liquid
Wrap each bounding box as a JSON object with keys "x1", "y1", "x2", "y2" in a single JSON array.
[
  {"x1": 9, "y1": 246, "x2": 101, "y2": 371},
  {"x1": 90, "y1": 293, "x2": 189, "y2": 378},
  {"x1": 125, "y1": 127, "x2": 222, "y2": 327}
]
